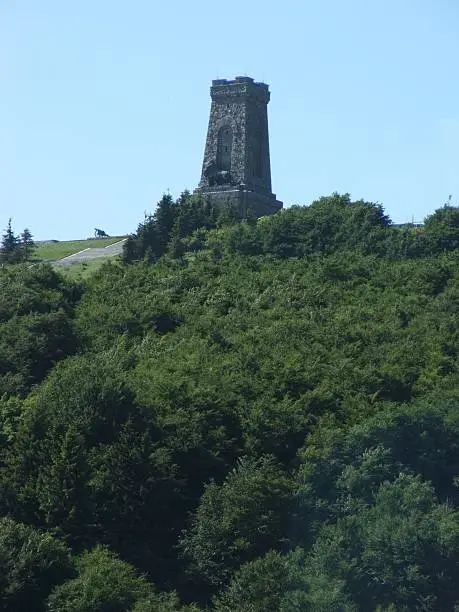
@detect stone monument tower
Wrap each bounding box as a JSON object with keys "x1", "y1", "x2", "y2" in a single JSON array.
[{"x1": 194, "y1": 76, "x2": 282, "y2": 217}]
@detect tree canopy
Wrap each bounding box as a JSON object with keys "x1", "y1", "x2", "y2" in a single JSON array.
[{"x1": 1, "y1": 193, "x2": 459, "y2": 610}]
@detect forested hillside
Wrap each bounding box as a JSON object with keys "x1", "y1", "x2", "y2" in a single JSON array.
[{"x1": 1, "y1": 194, "x2": 459, "y2": 611}]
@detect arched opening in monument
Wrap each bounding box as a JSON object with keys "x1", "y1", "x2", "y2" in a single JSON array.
[{"x1": 216, "y1": 125, "x2": 233, "y2": 171}]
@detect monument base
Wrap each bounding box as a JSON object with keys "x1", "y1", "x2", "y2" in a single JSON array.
[{"x1": 194, "y1": 187, "x2": 283, "y2": 219}]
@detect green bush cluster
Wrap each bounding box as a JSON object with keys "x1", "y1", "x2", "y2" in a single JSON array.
[{"x1": 1, "y1": 193, "x2": 459, "y2": 610}]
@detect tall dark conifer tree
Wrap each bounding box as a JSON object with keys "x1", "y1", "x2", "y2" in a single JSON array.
[
  {"x1": 0, "y1": 219, "x2": 20, "y2": 263},
  {"x1": 20, "y1": 228, "x2": 35, "y2": 261}
]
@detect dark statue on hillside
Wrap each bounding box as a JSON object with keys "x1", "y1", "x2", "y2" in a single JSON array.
[{"x1": 94, "y1": 228, "x2": 109, "y2": 238}]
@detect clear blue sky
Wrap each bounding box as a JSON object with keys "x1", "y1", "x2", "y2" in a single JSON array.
[{"x1": 1, "y1": 0, "x2": 459, "y2": 240}]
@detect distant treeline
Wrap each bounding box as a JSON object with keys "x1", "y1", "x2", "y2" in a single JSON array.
[{"x1": 123, "y1": 191, "x2": 459, "y2": 263}]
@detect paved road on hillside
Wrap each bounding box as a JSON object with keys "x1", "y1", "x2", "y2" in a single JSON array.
[{"x1": 54, "y1": 239, "x2": 127, "y2": 265}]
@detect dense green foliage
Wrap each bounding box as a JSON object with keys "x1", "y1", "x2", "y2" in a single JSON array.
[
  {"x1": 122, "y1": 192, "x2": 243, "y2": 263},
  {"x1": 1, "y1": 193, "x2": 459, "y2": 609},
  {"x1": 0, "y1": 517, "x2": 72, "y2": 611},
  {"x1": 47, "y1": 547, "x2": 198, "y2": 612},
  {"x1": 0, "y1": 265, "x2": 80, "y2": 397}
]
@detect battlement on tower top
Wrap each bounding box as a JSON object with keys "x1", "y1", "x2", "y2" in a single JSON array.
[
  {"x1": 212, "y1": 76, "x2": 268, "y2": 88},
  {"x1": 210, "y1": 76, "x2": 270, "y2": 102}
]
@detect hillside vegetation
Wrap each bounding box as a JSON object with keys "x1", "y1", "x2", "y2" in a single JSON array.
[{"x1": 1, "y1": 193, "x2": 459, "y2": 611}]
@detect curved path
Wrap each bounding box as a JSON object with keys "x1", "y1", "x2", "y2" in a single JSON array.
[{"x1": 54, "y1": 239, "x2": 127, "y2": 265}]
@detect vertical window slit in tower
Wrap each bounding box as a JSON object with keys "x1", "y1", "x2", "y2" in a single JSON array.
[
  {"x1": 217, "y1": 125, "x2": 233, "y2": 171},
  {"x1": 254, "y1": 131, "x2": 263, "y2": 178}
]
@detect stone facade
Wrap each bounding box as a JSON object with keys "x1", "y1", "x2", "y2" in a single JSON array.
[{"x1": 194, "y1": 76, "x2": 282, "y2": 218}]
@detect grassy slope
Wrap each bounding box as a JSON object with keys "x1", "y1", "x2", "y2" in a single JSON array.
[
  {"x1": 35, "y1": 237, "x2": 126, "y2": 261},
  {"x1": 55, "y1": 257, "x2": 121, "y2": 280}
]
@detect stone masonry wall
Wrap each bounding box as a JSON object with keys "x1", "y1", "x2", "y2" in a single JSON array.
[
  {"x1": 195, "y1": 76, "x2": 282, "y2": 217},
  {"x1": 197, "y1": 77, "x2": 272, "y2": 194}
]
